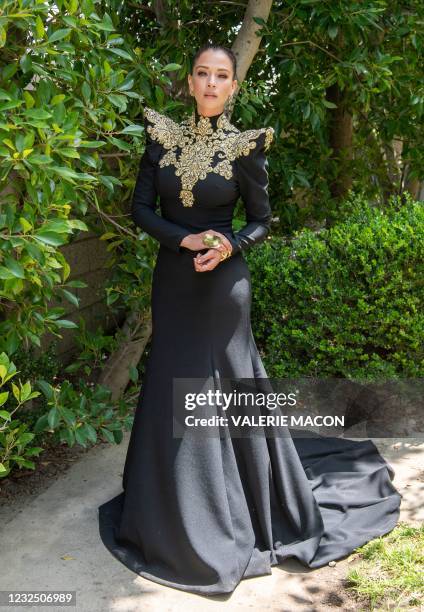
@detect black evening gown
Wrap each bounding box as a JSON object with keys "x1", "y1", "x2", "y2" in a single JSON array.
[{"x1": 98, "y1": 106, "x2": 402, "y2": 595}]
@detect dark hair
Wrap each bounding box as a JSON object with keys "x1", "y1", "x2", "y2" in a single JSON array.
[{"x1": 191, "y1": 44, "x2": 237, "y2": 81}]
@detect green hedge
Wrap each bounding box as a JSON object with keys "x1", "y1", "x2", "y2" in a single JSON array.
[{"x1": 247, "y1": 194, "x2": 424, "y2": 379}]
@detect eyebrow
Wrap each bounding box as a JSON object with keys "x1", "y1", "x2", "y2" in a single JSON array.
[{"x1": 196, "y1": 65, "x2": 230, "y2": 73}]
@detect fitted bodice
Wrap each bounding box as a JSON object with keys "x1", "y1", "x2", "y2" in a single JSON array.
[{"x1": 130, "y1": 106, "x2": 275, "y2": 256}]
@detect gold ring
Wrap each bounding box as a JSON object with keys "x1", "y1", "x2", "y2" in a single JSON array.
[{"x1": 202, "y1": 233, "x2": 223, "y2": 248}]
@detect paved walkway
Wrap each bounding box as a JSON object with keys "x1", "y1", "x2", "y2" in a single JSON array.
[{"x1": 0, "y1": 433, "x2": 422, "y2": 611}]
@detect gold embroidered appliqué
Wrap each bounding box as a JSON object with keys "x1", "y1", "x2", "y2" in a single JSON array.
[{"x1": 144, "y1": 106, "x2": 274, "y2": 207}]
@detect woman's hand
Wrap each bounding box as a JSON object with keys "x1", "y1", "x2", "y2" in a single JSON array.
[
  {"x1": 193, "y1": 248, "x2": 223, "y2": 272},
  {"x1": 180, "y1": 229, "x2": 233, "y2": 255}
]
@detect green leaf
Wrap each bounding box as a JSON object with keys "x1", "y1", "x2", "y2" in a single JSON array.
[
  {"x1": 64, "y1": 361, "x2": 82, "y2": 374},
  {"x1": 121, "y1": 124, "x2": 143, "y2": 135},
  {"x1": 39, "y1": 219, "x2": 72, "y2": 234},
  {"x1": 0, "y1": 463, "x2": 10, "y2": 475},
  {"x1": 23, "y1": 90, "x2": 35, "y2": 108},
  {"x1": 48, "y1": 406, "x2": 60, "y2": 429},
  {"x1": 81, "y1": 423, "x2": 97, "y2": 443},
  {"x1": 0, "y1": 25, "x2": 6, "y2": 48},
  {"x1": 0, "y1": 100, "x2": 22, "y2": 111},
  {"x1": 61, "y1": 407, "x2": 77, "y2": 427},
  {"x1": 67, "y1": 219, "x2": 89, "y2": 231},
  {"x1": 75, "y1": 427, "x2": 87, "y2": 447},
  {"x1": 25, "y1": 446, "x2": 43, "y2": 457},
  {"x1": 34, "y1": 413, "x2": 49, "y2": 433},
  {"x1": 99, "y1": 174, "x2": 122, "y2": 191},
  {"x1": 113, "y1": 429, "x2": 123, "y2": 444},
  {"x1": 36, "y1": 380, "x2": 54, "y2": 400},
  {"x1": 323, "y1": 99, "x2": 337, "y2": 109},
  {"x1": 51, "y1": 94, "x2": 66, "y2": 105},
  {"x1": 20, "y1": 381, "x2": 32, "y2": 402},
  {"x1": 17, "y1": 432, "x2": 34, "y2": 446},
  {"x1": 117, "y1": 78, "x2": 134, "y2": 92},
  {"x1": 96, "y1": 14, "x2": 115, "y2": 31},
  {"x1": 107, "y1": 136, "x2": 131, "y2": 151},
  {"x1": 47, "y1": 28, "x2": 72, "y2": 44},
  {"x1": 12, "y1": 383, "x2": 21, "y2": 402},
  {"x1": 65, "y1": 279, "x2": 88, "y2": 288},
  {"x1": 100, "y1": 427, "x2": 115, "y2": 444},
  {"x1": 108, "y1": 94, "x2": 127, "y2": 108},
  {"x1": 60, "y1": 288, "x2": 79, "y2": 307},
  {"x1": 19, "y1": 217, "x2": 32, "y2": 233},
  {"x1": 26, "y1": 331, "x2": 41, "y2": 348},
  {"x1": 35, "y1": 16, "x2": 45, "y2": 39},
  {"x1": 54, "y1": 319, "x2": 78, "y2": 329},
  {"x1": 0, "y1": 89, "x2": 12, "y2": 101},
  {"x1": 34, "y1": 231, "x2": 68, "y2": 246},
  {"x1": 328, "y1": 25, "x2": 338, "y2": 39},
  {"x1": 61, "y1": 428, "x2": 75, "y2": 446},
  {"x1": 4, "y1": 256, "x2": 25, "y2": 279},
  {"x1": 78, "y1": 140, "x2": 106, "y2": 148},
  {"x1": 82, "y1": 81, "x2": 91, "y2": 102},
  {"x1": 0, "y1": 266, "x2": 17, "y2": 280},
  {"x1": 161, "y1": 63, "x2": 181, "y2": 72},
  {"x1": 65, "y1": 0, "x2": 78, "y2": 14},
  {"x1": 48, "y1": 165, "x2": 80, "y2": 179},
  {"x1": 59, "y1": 148, "x2": 80, "y2": 159},
  {"x1": 99, "y1": 175, "x2": 115, "y2": 191},
  {"x1": 155, "y1": 85, "x2": 164, "y2": 105},
  {"x1": 20, "y1": 54, "x2": 32, "y2": 73},
  {"x1": 5, "y1": 331, "x2": 19, "y2": 355},
  {"x1": 107, "y1": 48, "x2": 133, "y2": 61},
  {"x1": 25, "y1": 108, "x2": 52, "y2": 120},
  {"x1": 129, "y1": 365, "x2": 138, "y2": 383},
  {"x1": 26, "y1": 154, "x2": 52, "y2": 164},
  {"x1": 79, "y1": 153, "x2": 98, "y2": 169},
  {"x1": 124, "y1": 91, "x2": 141, "y2": 100}
]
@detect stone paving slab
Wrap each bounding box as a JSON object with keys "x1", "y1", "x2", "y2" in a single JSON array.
[{"x1": 0, "y1": 433, "x2": 422, "y2": 612}]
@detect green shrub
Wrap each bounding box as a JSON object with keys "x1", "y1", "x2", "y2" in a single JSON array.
[
  {"x1": 0, "y1": 352, "x2": 43, "y2": 478},
  {"x1": 33, "y1": 379, "x2": 134, "y2": 448},
  {"x1": 247, "y1": 193, "x2": 423, "y2": 379}
]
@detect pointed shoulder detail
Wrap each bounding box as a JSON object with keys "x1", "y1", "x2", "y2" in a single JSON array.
[
  {"x1": 262, "y1": 126, "x2": 274, "y2": 152},
  {"x1": 231, "y1": 126, "x2": 274, "y2": 160},
  {"x1": 245, "y1": 126, "x2": 274, "y2": 153},
  {"x1": 143, "y1": 106, "x2": 183, "y2": 149}
]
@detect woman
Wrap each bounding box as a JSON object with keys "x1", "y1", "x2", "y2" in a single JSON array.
[{"x1": 98, "y1": 44, "x2": 402, "y2": 595}]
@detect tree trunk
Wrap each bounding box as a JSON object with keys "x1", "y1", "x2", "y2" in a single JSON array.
[
  {"x1": 97, "y1": 311, "x2": 152, "y2": 400},
  {"x1": 404, "y1": 175, "x2": 420, "y2": 200},
  {"x1": 326, "y1": 82, "x2": 353, "y2": 203},
  {"x1": 231, "y1": 0, "x2": 274, "y2": 94}
]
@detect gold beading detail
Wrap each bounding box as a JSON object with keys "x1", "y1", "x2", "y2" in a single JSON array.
[{"x1": 144, "y1": 107, "x2": 274, "y2": 207}]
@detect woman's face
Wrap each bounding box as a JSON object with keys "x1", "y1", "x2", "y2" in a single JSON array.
[{"x1": 188, "y1": 49, "x2": 237, "y2": 117}]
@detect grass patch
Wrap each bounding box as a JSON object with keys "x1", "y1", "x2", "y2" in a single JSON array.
[{"x1": 345, "y1": 521, "x2": 424, "y2": 610}]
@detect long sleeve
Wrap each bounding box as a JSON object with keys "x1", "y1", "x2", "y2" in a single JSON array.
[
  {"x1": 131, "y1": 116, "x2": 192, "y2": 253},
  {"x1": 222, "y1": 128, "x2": 274, "y2": 256}
]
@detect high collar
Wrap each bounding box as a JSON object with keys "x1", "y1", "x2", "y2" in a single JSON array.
[{"x1": 192, "y1": 106, "x2": 227, "y2": 133}]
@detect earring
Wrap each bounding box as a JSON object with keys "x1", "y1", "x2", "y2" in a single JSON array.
[{"x1": 224, "y1": 93, "x2": 235, "y2": 117}]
